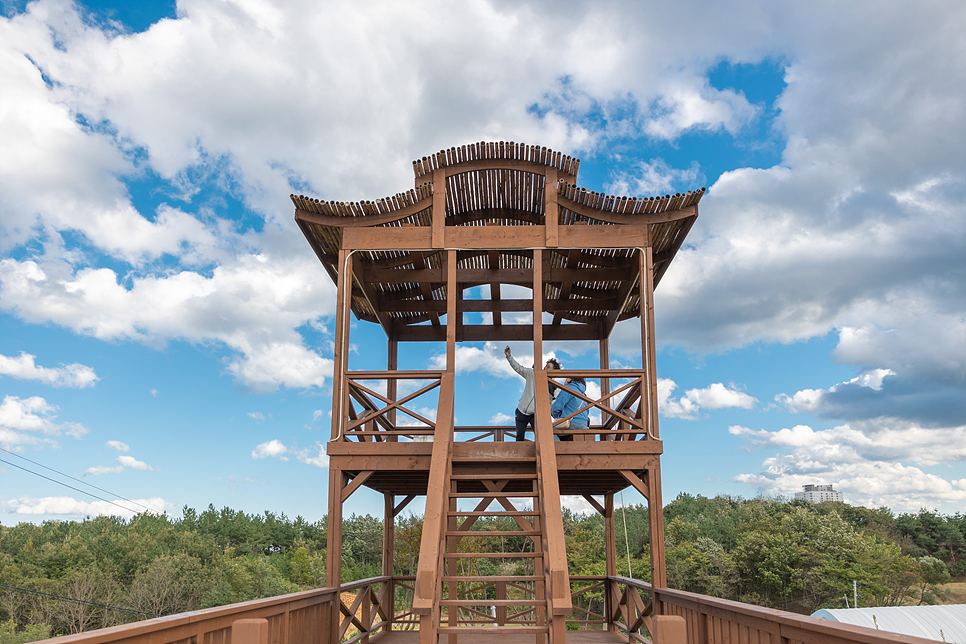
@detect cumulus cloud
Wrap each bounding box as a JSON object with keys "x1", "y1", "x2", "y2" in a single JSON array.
[
  {"x1": 777, "y1": 369, "x2": 894, "y2": 414},
  {"x1": 729, "y1": 418, "x2": 966, "y2": 512},
  {"x1": 84, "y1": 453, "x2": 157, "y2": 475},
  {"x1": 777, "y1": 369, "x2": 966, "y2": 427},
  {"x1": 430, "y1": 343, "x2": 518, "y2": 377},
  {"x1": 251, "y1": 439, "x2": 289, "y2": 461},
  {"x1": 0, "y1": 352, "x2": 98, "y2": 388},
  {"x1": 606, "y1": 159, "x2": 703, "y2": 197},
  {"x1": 2, "y1": 495, "x2": 168, "y2": 519},
  {"x1": 117, "y1": 455, "x2": 155, "y2": 471},
  {"x1": 294, "y1": 442, "x2": 328, "y2": 468},
  {"x1": 489, "y1": 412, "x2": 513, "y2": 425},
  {"x1": 250, "y1": 439, "x2": 329, "y2": 468},
  {"x1": 0, "y1": 255, "x2": 335, "y2": 393},
  {"x1": 0, "y1": 394, "x2": 88, "y2": 449},
  {"x1": 105, "y1": 440, "x2": 129, "y2": 452},
  {"x1": 659, "y1": 379, "x2": 757, "y2": 419}
]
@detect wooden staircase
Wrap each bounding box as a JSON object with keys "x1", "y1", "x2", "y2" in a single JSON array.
[{"x1": 415, "y1": 370, "x2": 571, "y2": 644}]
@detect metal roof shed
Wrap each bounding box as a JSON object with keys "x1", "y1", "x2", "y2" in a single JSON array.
[{"x1": 812, "y1": 605, "x2": 966, "y2": 642}]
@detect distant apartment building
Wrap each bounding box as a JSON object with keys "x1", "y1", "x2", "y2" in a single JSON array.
[{"x1": 795, "y1": 484, "x2": 844, "y2": 503}]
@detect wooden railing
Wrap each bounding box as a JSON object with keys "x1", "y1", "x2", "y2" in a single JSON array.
[
  {"x1": 41, "y1": 585, "x2": 339, "y2": 644},
  {"x1": 40, "y1": 575, "x2": 417, "y2": 644},
  {"x1": 550, "y1": 370, "x2": 650, "y2": 441},
  {"x1": 37, "y1": 574, "x2": 942, "y2": 644},
  {"x1": 338, "y1": 369, "x2": 651, "y2": 443},
  {"x1": 341, "y1": 371, "x2": 443, "y2": 441},
  {"x1": 412, "y1": 372, "x2": 455, "y2": 644},
  {"x1": 605, "y1": 576, "x2": 939, "y2": 644}
]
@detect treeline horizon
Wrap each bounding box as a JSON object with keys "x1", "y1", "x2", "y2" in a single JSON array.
[{"x1": 1, "y1": 494, "x2": 963, "y2": 640}]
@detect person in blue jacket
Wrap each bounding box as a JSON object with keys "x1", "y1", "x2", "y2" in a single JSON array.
[{"x1": 551, "y1": 377, "x2": 589, "y2": 441}]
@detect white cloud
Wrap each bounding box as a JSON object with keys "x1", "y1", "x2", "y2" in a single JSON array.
[
  {"x1": 0, "y1": 352, "x2": 98, "y2": 388},
  {"x1": 295, "y1": 442, "x2": 328, "y2": 468},
  {"x1": 2, "y1": 495, "x2": 168, "y2": 519},
  {"x1": 0, "y1": 394, "x2": 88, "y2": 449},
  {"x1": 251, "y1": 438, "x2": 289, "y2": 461},
  {"x1": 730, "y1": 419, "x2": 966, "y2": 512},
  {"x1": 488, "y1": 412, "x2": 513, "y2": 425},
  {"x1": 248, "y1": 412, "x2": 266, "y2": 422},
  {"x1": 659, "y1": 379, "x2": 757, "y2": 419},
  {"x1": 430, "y1": 343, "x2": 517, "y2": 377},
  {"x1": 84, "y1": 465, "x2": 124, "y2": 475},
  {"x1": 0, "y1": 254, "x2": 336, "y2": 393},
  {"x1": 643, "y1": 82, "x2": 760, "y2": 140},
  {"x1": 117, "y1": 455, "x2": 155, "y2": 471},
  {"x1": 605, "y1": 158, "x2": 702, "y2": 197},
  {"x1": 312, "y1": 409, "x2": 323, "y2": 421},
  {"x1": 776, "y1": 370, "x2": 896, "y2": 414},
  {"x1": 561, "y1": 495, "x2": 599, "y2": 516},
  {"x1": 84, "y1": 452, "x2": 157, "y2": 475}
]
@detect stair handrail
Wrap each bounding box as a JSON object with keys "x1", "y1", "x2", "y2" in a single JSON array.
[
  {"x1": 412, "y1": 372, "x2": 455, "y2": 639},
  {"x1": 534, "y1": 369, "x2": 574, "y2": 625}
]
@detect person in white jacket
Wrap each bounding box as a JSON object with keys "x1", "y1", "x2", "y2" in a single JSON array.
[{"x1": 504, "y1": 346, "x2": 560, "y2": 441}]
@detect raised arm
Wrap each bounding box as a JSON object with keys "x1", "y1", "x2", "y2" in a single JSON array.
[{"x1": 504, "y1": 347, "x2": 532, "y2": 379}]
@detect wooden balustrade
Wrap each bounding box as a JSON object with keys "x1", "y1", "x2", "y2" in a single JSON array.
[
  {"x1": 36, "y1": 574, "x2": 941, "y2": 644},
  {"x1": 39, "y1": 576, "x2": 419, "y2": 644},
  {"x1": 605, "y1": 577, "x2": 939, "y2": 644},
  {"x1": 340, "y1": 371, "x2": 444, "y2": 441},
  {"x1": 340, "y1": 368, "x2": 650, "y2": 443},
  {"x1": 41, "y1": 586, "x2": 339, "y2": 644}
]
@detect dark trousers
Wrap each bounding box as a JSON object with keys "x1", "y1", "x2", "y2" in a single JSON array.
[{"x1": 514, "y1": 408, "x2": 534, "y2": 441}]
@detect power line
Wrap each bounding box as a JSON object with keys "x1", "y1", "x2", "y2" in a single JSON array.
[
  {"x1": 0, "y1": 583, "x2": 159, "y2": 618},
  {"x1": 0, "y1": 446, "x2": 155, "y2": 513},
  {"x1": 0, "y1": 457, "x2": 144, "y2": 517}
]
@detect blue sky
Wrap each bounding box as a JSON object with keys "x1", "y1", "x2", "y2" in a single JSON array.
[{"x1": 1, "y1": 0, "x2": 964, "y2": 524}]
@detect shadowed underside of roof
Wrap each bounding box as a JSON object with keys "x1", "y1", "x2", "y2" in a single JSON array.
[{"x1": 293, "y1": 141, "x2": 704, "y2": 341}]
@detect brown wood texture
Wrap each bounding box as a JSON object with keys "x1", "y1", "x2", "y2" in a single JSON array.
[{"x1": 294, "y1": 141, "x2": 703, "y2": 335}]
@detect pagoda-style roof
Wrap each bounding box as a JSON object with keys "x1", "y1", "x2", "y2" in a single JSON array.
[{"x1": 293, "y1": 141, "x2": 703, "y2": 342}]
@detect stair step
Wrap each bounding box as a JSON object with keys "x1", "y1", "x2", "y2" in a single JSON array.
[
  {"x1": 443, "y1": 552, "x2": 542, "y2": 558},
  {"x1": 441, "y1": 576, "x2": 542, "y2": 582},
  {"x1": 445, "y1": 530, "x2": 541, "y2": 537},
  {"x1": 440, "y1": 599, "x2": 547, "y2": 606},
  {"x1": 437, "y1": 627, "x2": 549, "y2": 634}
]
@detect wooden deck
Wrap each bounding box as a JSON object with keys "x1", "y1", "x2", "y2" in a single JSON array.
[
  {"x1": 372, "y1": 630, "x2": 627, "y2": 644},
  {"x1": 327, "y1": 436, "x2": 662, "y2": 497}
]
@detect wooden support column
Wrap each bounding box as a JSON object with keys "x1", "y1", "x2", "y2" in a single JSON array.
[
  {"x1": 648, "y1": 464, "x2": 667, "y2": 594},
  {"x1": 330, "y1": 249, "x2": 352, "y2": 441},
  {"x1": 604, "y1": 493, "x2": 617, "y2": 633},
  {"x1": 545, "y1": 168, "x2": 558, "y2": 247},
  {"x1": 641, "y1": 247, "x2": 660, "y2": 440},
  {"x1": 533, "y1": 249, "x2": 543, "y2": 362},
  {"x1": 383, "y1": 492, "x2": 395, "y2": 578},
  {"x1": 446, "y1": 250, "x2": 457, "y2": 373},
  {"x1": 387, "y1": 336, "x2": 398, "y2": 439},
  {"x1": 433, "y1": 169, "x2": 446, "y2": 248},
  {"x1": 599, "y1": 338, "x2": 610, "y2": 442},
  {"x1": 326, "y1": 467, "x2": 344, "y2": 644}
]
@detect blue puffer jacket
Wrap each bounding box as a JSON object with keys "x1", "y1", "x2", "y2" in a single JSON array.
[{"x1": 551, "y1": 379, "x2": 590, "y2": 427}]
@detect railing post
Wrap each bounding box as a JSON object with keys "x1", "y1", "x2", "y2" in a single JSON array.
[
  {"x1": 232, "y1": 619, "x2": 268, "y2": 644},
  {"x1": 361, "y1": 584, "x2": 371, "y2": 644},
  {"x1": 653, "y1": 616, "x2": 686, "y2": 644}
]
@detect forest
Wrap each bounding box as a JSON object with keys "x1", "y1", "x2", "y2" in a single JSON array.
[{"x1": 1, "y1": 495, "x2": 963, "y2": 641}]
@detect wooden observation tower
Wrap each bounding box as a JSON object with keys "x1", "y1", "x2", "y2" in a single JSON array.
[{"x1": 293, "y1": 142, "x2": 703, "y2": 644}]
